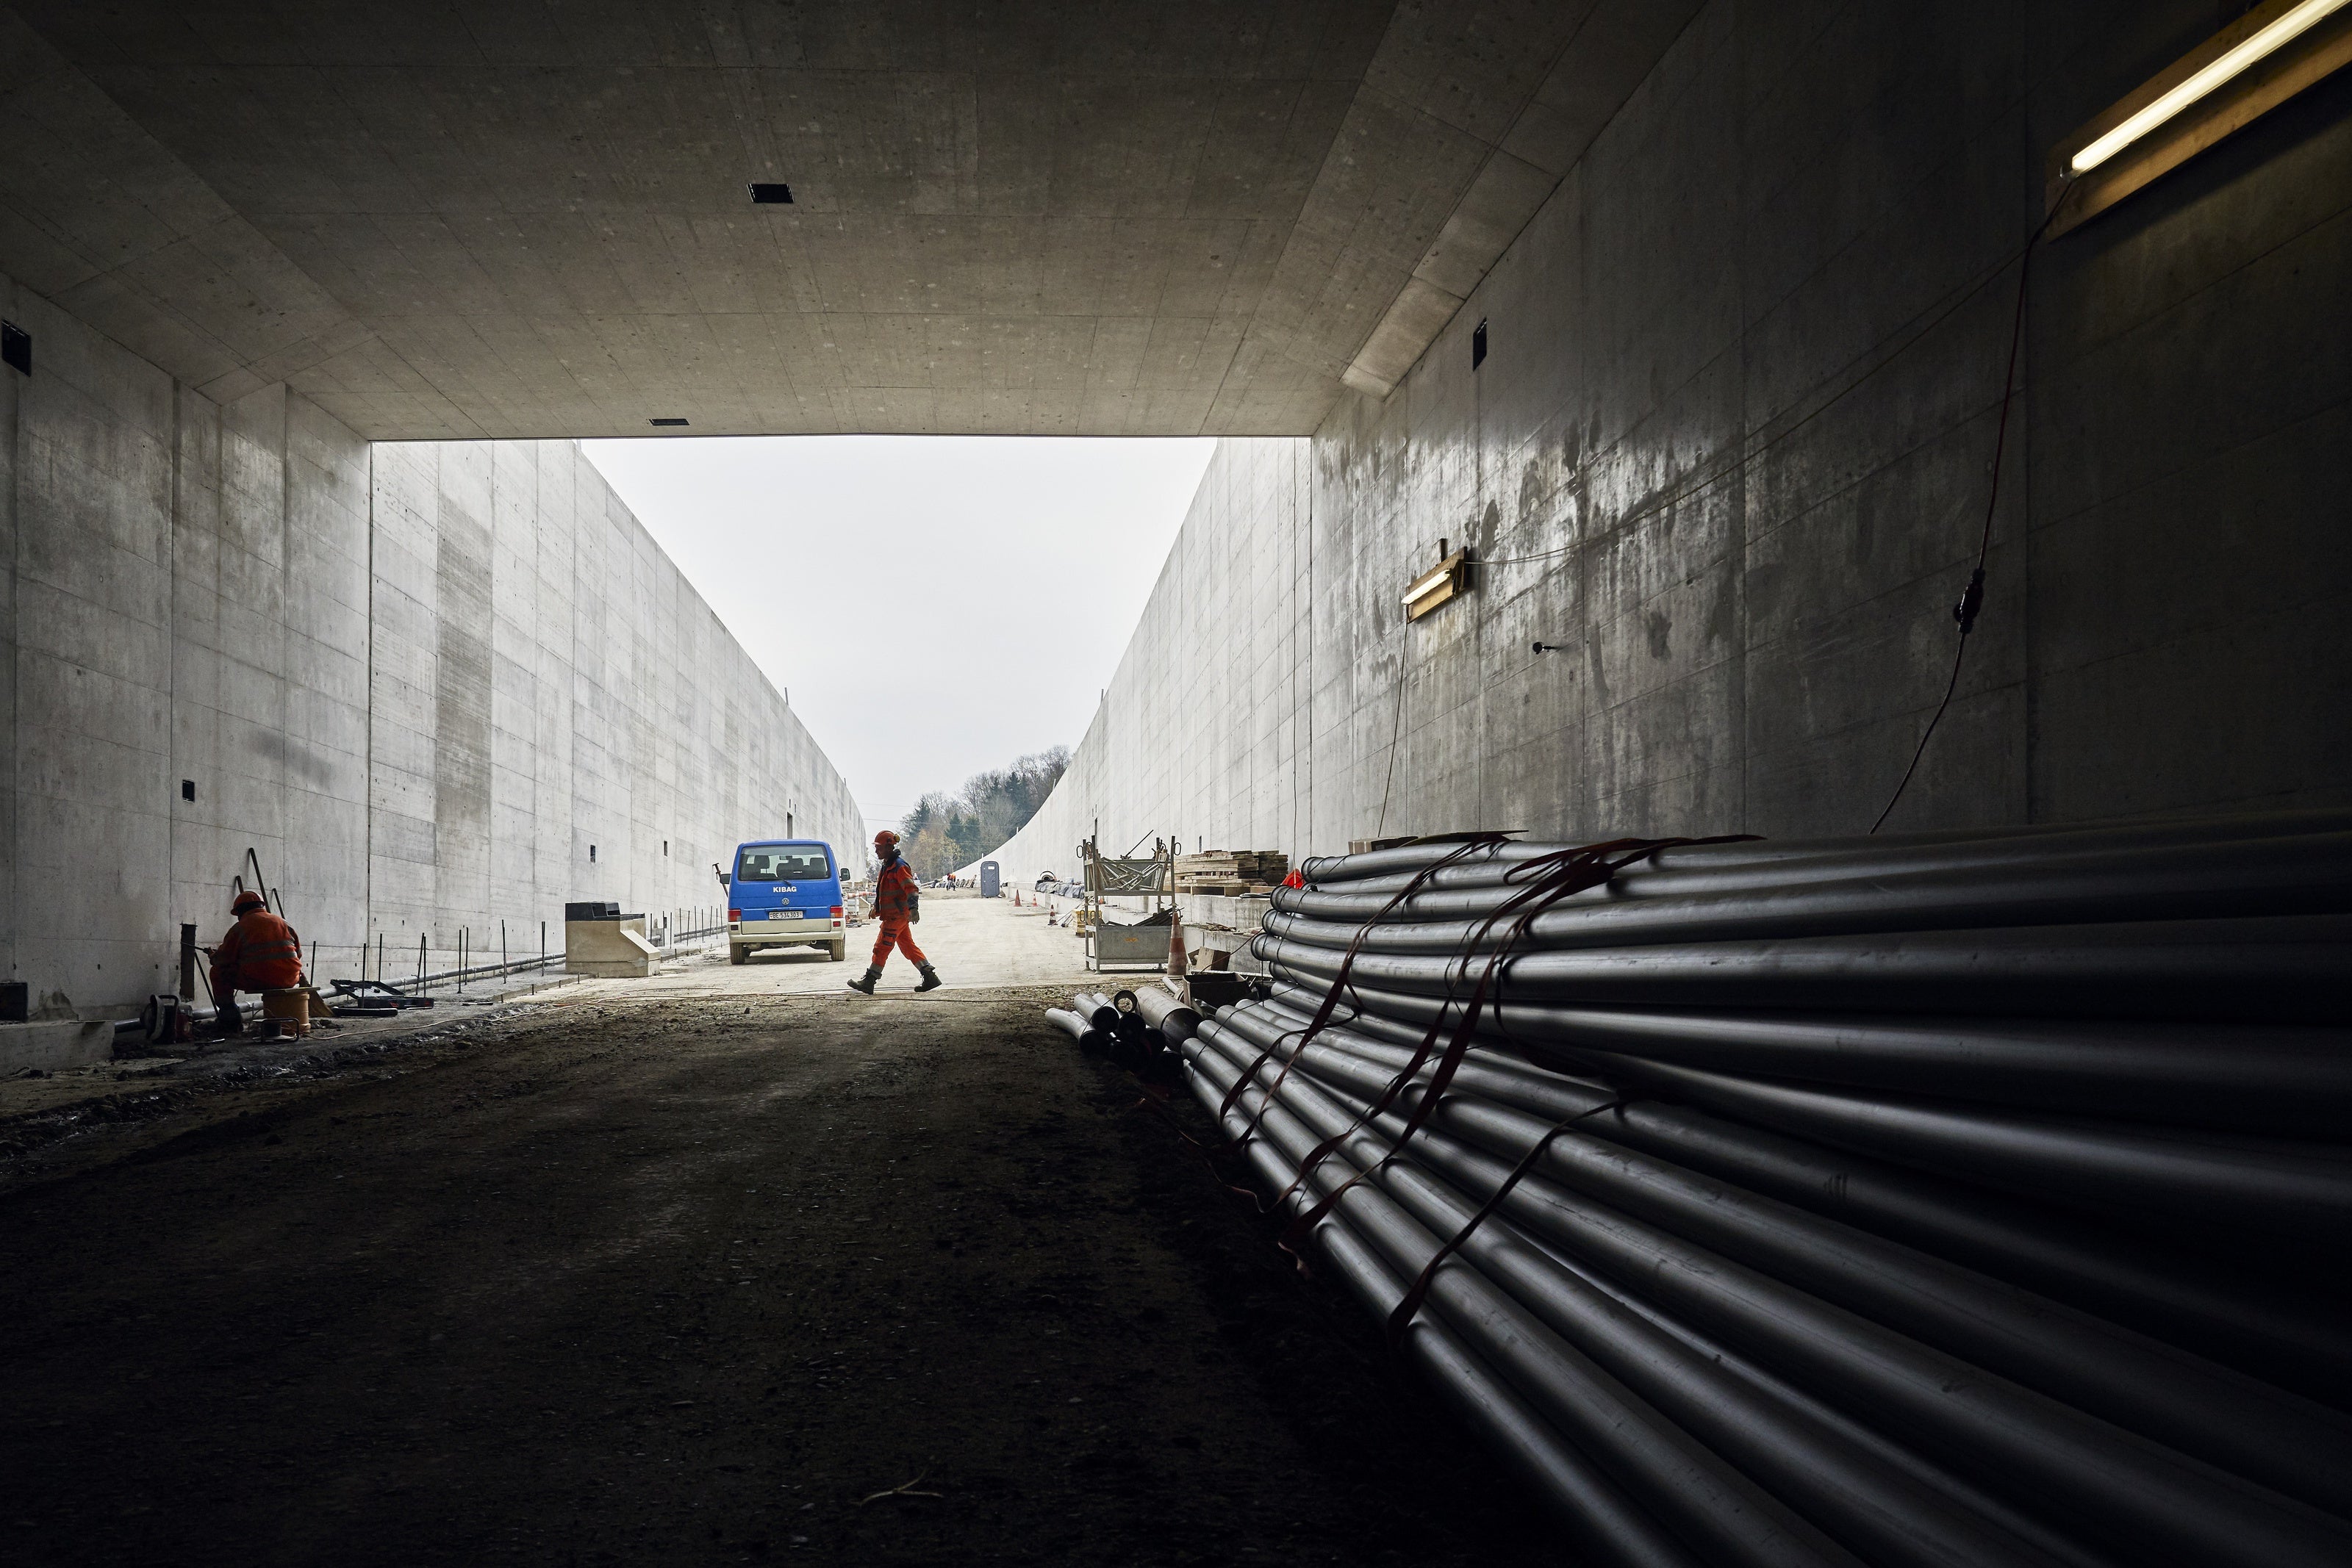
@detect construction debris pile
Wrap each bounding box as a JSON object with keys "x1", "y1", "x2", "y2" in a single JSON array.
[{"x1": 1160, "y1": 812, "x2": 2352, "y2": 1568}]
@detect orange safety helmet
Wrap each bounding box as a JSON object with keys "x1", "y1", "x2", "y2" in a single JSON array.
[
  {"x1": 232, "y1": 890, "x2": 268, "y2": 915},
  {"x1": 873, "y1": 829, "x2": 900, "y2": 850}
]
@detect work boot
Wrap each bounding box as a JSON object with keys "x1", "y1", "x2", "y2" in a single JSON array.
[
  {"x1": 846, "y1": 965, "x2": 881, "y2": 995},
  {"x1": 914, "y1": 963, "x2": 943, "y2": 993}
]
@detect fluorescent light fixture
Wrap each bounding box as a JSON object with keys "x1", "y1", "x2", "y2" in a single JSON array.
[
  {"x1": 1400, "y1": 563, "x2": 1451, "y2": 606},
  {"x1": 2069, "y1": 0, "x2": 2350, "y2": 173},
  {"x1": 2048, "y1": 0, "x2": 2352, "y2": 234},
  {"x1": 1403, "y1": 548, "x2": 1469, "y2": 621}
]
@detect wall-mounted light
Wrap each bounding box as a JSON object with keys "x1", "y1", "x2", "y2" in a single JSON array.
[
  {"x1": 1404, "y1": 537, "x2": 1470, "y2": 622},
  {"x1": 2048, "y1": 0, "x2": 2352, "y2": 235},
  {"x1": 649, "y1": 417, "x2": 689, "y2": 428}
]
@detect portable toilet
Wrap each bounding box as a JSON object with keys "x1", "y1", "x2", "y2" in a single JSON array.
[{"x1": 980, "y1": 860, "x2": 1000, "y2": 899}]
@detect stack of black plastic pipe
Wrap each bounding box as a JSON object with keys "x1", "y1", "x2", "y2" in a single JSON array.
[
  {"x1": 1050, "y1": 988, "x2": 1195, "y2": 1076},
  {"x1": 1176, "y1": 810, "x2": 2352, "y2": 1568}
]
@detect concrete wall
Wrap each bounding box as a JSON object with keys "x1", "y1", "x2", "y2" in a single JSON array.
[
  {"x1": 0, "y1": 271, "x2": 859, "y2": 1015},
  {"x1": 987, "y1": 0, "x2": 2352, "y2": 884},
  {"x1": 366, "y1": 439, "x2": 861, "y2": 974}
]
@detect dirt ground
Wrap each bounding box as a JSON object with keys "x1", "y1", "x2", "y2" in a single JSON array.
[{"x1": 0, "y1": 901, "x2": 1557, "y2": 1565}]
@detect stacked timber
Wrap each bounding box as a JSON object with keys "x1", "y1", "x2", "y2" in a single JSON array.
[
  {"x1": 1175, "y1": 849, "x2": 1290, "y2": 896},
  {"x1": 1168, "y1": 810, "x2": 2352, "y2": 1568}
]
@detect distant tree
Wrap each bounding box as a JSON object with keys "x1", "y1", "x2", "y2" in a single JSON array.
[{"x1": 900, "y1": 746, "x2": 1069, "y2": 876}]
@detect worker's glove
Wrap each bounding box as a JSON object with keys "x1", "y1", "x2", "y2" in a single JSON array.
[{"x1": 909, "y1": 900, "x2": 921, "y2": 924}]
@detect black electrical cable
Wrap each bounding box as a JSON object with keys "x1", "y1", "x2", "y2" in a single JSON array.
[{"x1": 1870, "y1": 204, "x2": 2062, "y2": 835}]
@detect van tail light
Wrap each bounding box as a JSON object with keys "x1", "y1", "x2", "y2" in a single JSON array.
[
  {"x1": 728, "y1": 908, "x2": 742, "y2": 922},
  {"x1": 829, "y1": 905, "x2": 842, "y2": 916}
]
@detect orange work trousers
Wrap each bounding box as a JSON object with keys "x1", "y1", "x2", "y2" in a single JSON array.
[{"x1": 872, "y1": 918, "x2": 928, "y2": 968}]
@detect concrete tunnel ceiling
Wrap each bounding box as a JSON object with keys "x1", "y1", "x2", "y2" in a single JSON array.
[{"x1": 0, "y1": 0, "x2": 1700, "y2": 440}]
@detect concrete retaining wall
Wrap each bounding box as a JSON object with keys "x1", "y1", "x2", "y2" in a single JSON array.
[
  {"x1": 0, "y1": 270, "x2": 859, "y2": 1016},
  {"x1": 987, "y1": 1, "x2": 2352, "y2": 886}
]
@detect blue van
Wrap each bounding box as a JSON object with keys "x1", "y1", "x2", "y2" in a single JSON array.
[{"x1": 725, "y1": 839, "x2": 847, "y2": 965}]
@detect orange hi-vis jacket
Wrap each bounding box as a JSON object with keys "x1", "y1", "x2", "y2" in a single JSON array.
[
  {"x1": 872, "y1": 856, "x2": 921, "y2": 922},
  {"x1": 214, "y1": 907, "x2": 304, "y2": 990}
]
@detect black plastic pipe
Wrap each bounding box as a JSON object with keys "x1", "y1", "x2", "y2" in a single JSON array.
[
  {"x1": 1294, "y1": 809, "x2": 2352, "y2": 913},
  {"x1": 1130, "y1": 986, "x2": 1201, "y2": 1043},
  {"x1": 1213, "y1": 1001, "x2": 2352, "y2": 1516},
  {"x1": 1186, "y1": 1031, "x2": 1864, "y2": 1568},
  {"x1": 1252, "y1": 913, "x2": 2352, "y2": 1024},
  {"x1": 1253, "y1": 983, "x2": 2352, "y2": 1396},
  {"x1": 1192, "y1": 1023, "x2": 2352, "y2": 1568},
  {"x1": 1045, "y1": 1004, "x2": 1111, "y2": 1056},
  {"x1": 1194, "y1": 1023, "x2": 2113, "y2": 1568},
  {"x1": 1072, "y1": 990, "x2": 1122, "y2": 1031},
  {"x1": 1265, "y1": 832, "x2": 2352, "y2": 955},
  {"x1": 1187, "y1": 1042, "x2": 1714, "y2": 1568},
  {"x1": 1247, "y1": 940, "x2": 2352, "y2": 1129},
  {"x1": 1263, "y1": 967, "x2": 2352, "y2": 1239},
  {"x1": 1295, "y1": 808, "x2": 2352, "y2": 886}
]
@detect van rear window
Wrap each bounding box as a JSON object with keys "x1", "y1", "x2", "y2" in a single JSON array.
[{"x1": 737, "y1": 846, "x2": 833, "y2": 882}]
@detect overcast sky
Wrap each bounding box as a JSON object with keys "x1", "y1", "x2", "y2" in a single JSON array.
[{"x1": 582, "y1": 436, "x2": 1215, "y2": 837}]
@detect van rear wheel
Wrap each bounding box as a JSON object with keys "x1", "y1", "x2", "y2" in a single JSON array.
[
  {"x1": 828, "y1": 943, "x2": 846, "y2": 963},
  {"x1": 728, "y1": 946, "x2": 747, "y2": 965}
]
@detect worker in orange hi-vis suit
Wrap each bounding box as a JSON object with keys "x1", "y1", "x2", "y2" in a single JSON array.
[
  {"x1": 849, "y1": 830, "x2": 942, "y2": 995},
  {"x1": 204, "y1": 890, "x2": 304, "y2": 1037}
]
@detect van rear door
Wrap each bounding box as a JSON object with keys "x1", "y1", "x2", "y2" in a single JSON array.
[{"x1": 734, "y1": 843, "x2": 838, "y2": 925}]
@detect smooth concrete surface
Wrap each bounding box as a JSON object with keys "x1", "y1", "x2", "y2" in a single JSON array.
[
  {"x1": 0, "y1": 270, "x2": 861, "y2": 1017},
  {"x1": 0, "y1": 1, "x2": 1688, "y2": 440},
  {"x1": 986, "y1": 1, "x2": 2352, "y2": 882},
  {"x1": 564, "y1": 916, "x2": 656, "y2": 979},
  {"x1": 0, "y1": 1019, "x2": 112, "y2": 1074},
  {"x1": 366, "y1": 438, "x2": 859, "y2": 962}
]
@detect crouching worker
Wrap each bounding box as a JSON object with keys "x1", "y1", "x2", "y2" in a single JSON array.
[
  {"x1": 849, "y1": 830, "x2": 942, "y2": 994},
  {"x1": 205, "y1": 891, "x2": 303, "y2": 1036}
]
